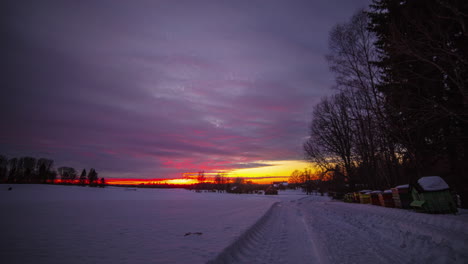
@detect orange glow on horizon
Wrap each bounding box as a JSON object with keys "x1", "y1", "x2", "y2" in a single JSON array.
[
  {"x1": 104, "y1": 177, "x2": 284, "y2": 185},
  {"x1": 105, "y1": 178, "x2": 181, "y2": 185},
  {"x1": 164, "y1": 178, "x2": 199, "y2": 185},
  {"x1": 90, "y1": 160, "x2": 317, "y2": 186},
  {"x1": 227, "y1": 160, "x2": 315, "y2": 183},
  {"x1": 178, "y1": 160, "x2": 315, "y2": 184}
]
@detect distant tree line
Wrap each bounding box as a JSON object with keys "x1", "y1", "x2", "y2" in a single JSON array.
[
  {"x1": 189, "y1": 172, "x2": 268, "y2": 194},
  {"x1": 304, "y1": 1, "x2": 467, "y2": 206},
  {"x1": 0, "y1": 155, "x2": 104, "y2": 187},
  {"x1": 288, "y1": 169, "x2": 334, "y2": 195}
]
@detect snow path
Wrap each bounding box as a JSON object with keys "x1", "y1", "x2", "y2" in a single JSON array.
[
  {"x1": 209, "y1": 195, "x2": 468, "y2": 264},
  {"x1": 208, "y1": 197, "x2": 327, "y2": 264}
]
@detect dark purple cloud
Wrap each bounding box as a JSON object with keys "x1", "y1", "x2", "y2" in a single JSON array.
[{"x1": 1, "y1": 0, "x2": 370, "y2": 178}]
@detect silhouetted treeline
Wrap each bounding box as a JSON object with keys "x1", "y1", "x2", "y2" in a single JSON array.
[
  {"x1": 188, "y1": 173, "x2": 269, "y2": 194},
  {"x1": 133, "y1": 184, "x2": 193, "y2": 189},
  {"x1": 188, "y1": 182, "x2": 270, "y2": 194},
  {"x1": 289, "y1": 169, "x2": 327, "y2": 195},
  {"x1": 0, "y1": 155, "x2": 104, "y2": 187},
  {"x1": 304, "y1": 1, "x2": 468, "y2": 207}
]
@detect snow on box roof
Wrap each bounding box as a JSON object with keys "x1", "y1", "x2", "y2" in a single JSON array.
[
  {"x1": 371, "y1": 190, "x2": 382, "y2": 194},
  {"x1": 383, "y1": 190, "x2": 392, "y2": 194},
  {"x1": 359, "y1": 190, "x2": 372, "y2": 193},
  {"x1": 394, "y1": 184, "x2": 409, "y2": 189},
  {"x1": 417, "y1": 176, "x2": 449, "y2": 191}
]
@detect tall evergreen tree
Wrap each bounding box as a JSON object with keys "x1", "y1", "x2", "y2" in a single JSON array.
[
  {"x1": 79, "y1": 169, "x2": 87, "y2": 186},
  {"x1": 88, "y1": 168, "x2": 98, "y2": 187},
  {"x1": 369, "y1": 0, "x2": 468, "y2": 205},
  {"x1": 99, "y1": 177, "x2": 106, "y2": 188}
]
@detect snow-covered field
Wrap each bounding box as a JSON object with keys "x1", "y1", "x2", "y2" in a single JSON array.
[
  {"x1": 0, "y1": 184, "x2": 289, "y2": 264},
  {"x1": 1, "y1": 184, "x2": 467, "y2": 264}
]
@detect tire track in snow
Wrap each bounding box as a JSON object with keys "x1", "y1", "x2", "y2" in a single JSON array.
[
  {"x1": 208, "y1": 195, "x2": 468, "y2": 264},
  {"x1": 301, "y1": 201, "x2": 408, "y2": 263},
  {"x1": 207, "y1": 198, "x2": 324, "y2": 264}
]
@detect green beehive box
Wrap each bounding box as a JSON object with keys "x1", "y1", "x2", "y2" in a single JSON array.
[
  {"x1": 359, "y1": 190, "x2": 372, "y2": 204},
  {"x1": 410, "y1": 176, "x2": 457, "y2": 214}
]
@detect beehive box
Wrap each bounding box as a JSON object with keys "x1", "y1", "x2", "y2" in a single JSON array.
[
  {"x1": 370, "y1": 191, "x2": 382, "y2": 205},
  {"x1": 392, "y1": 184, "x2": 411, "y2": 209},
  {"x1": 410, "y1": 176, "x2": 457, "y2": 214},
  {"x1": 359, "y1": 190, "x2": 372, "y2": 204},
  {"x1": 379, "y1": 190, "x2": 395, "y2": 207}
]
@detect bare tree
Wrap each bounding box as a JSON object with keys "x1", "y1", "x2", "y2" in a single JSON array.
[
  {"x1": 306, "y1": 10, "x2": 389, "y2": 191},
  {"x1": 288, "y1": 170, "x2": 302, "y2": 185},
  {"x1": 36, "y1": 158, "x2": 54, "y2": 183},
  {"x1": 327, "y1": 9, "x2": 380, "y2": 97},
  {"x1": 58, "y1": 167, "x2": 77, "y2": 184},
  {"x1": 304, "y1": 93, "x2": 357, "y2": 187},
  {"x1": 22, "y1": 157, "x2": 37, "y2": 183},
  {"x1": 0, "y1": 155, "x2": 8, "y2": 183},
  {"x1": 233, "y1": 177, "x2": 244, "y2": 185},
  {"x1": 214, "y1": 172, "x2": 227, "y2": 192},
  {"x1": 8, "y1": 158, "x2": 18, "y2": 183},
  {"x1": 197, "y1": 171, "x2": 206, "y2": 183}
]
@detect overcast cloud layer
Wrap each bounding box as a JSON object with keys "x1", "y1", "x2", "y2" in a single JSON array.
[{"x1": 2, "y1": 0, "x2": 370, "y2": 179}]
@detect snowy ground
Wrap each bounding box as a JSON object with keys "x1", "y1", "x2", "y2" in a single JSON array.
[
  {"x1": 210, "y1": 196, "x2": 468, "y2": 264},
  {"x1": 1, "y1": 185, "x2": 467, "y2": 264}
]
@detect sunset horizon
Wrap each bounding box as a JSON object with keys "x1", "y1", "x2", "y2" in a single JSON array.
[
  {"x1": 3, "y1": 0, "x2": 467, "y2": 263},
  {"x1": 2, "y1": 0, "x2": 368, "y2": 181}
]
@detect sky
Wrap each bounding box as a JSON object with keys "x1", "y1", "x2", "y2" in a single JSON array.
[{"x1": 2, "y1": 0, "x2": 370, "y2": 182}]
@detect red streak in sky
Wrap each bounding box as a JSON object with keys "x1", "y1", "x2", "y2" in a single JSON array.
[{"x1": 105, "y1": 178, "x2": 201, "y2": 185}]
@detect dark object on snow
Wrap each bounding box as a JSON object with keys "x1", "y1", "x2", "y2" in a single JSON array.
[
  {"x1": 329, "y1": 192, "x2": 344, "y2": 200},
  {"x1": 265, "y1": 186, "x2": 278, "y2": 195},
  {"x1": 184, "y1": 232, "x2": 203, "y2": 236},
  {"x1": 8, "y1": 187, "x2": 12, "y2": 191},
  {"x1": 410, "y1": 176, "x2": 457, "y2": 214}
]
